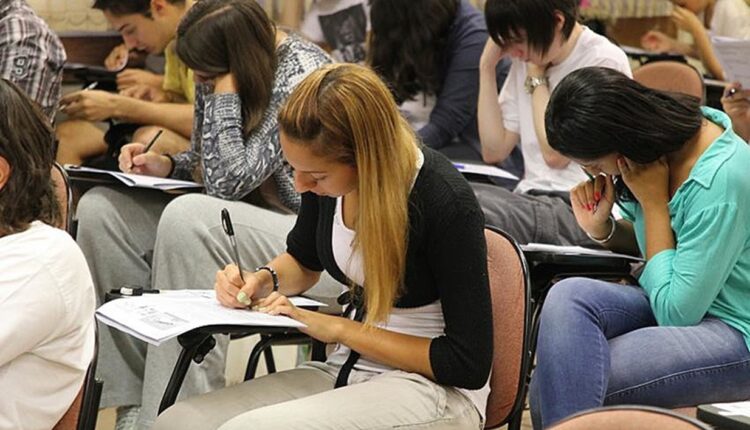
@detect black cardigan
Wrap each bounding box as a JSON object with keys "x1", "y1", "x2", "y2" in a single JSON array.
[{"x1": 286, "y1": 147, "x2": 492, "y2": 389}]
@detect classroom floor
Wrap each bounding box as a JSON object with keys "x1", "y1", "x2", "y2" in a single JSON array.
[{"x1": 94, "y1": 335, "x2": 534, "y2": 429}]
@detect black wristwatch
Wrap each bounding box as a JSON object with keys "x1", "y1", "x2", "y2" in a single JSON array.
[{"x1": 255, "y1": 266, "x2": 279, "y2": 292}]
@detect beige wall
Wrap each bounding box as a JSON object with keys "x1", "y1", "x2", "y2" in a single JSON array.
[{"x1": 27, "y1": 0, "x2": 110, "y2": 32}]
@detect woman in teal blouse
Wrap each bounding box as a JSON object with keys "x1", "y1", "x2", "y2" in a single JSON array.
[{"x1": 530, "y1": 66, "x2": 750, "y2": 429}]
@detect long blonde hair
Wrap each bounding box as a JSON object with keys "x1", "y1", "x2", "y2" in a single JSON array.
[{"x1": 278, "y1": 63, "x2": 419, "y2": 325}]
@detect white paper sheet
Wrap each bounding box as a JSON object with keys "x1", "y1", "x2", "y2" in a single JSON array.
[
  {"x1": 453, "y1": 162, "x2": 519, "y2": 181},
  {"x1": 712, "y1": 36, "x2": 750, "y2": 88},
  {"x1": 96, "y1": 290, "x2": 326, "y2": 346}
]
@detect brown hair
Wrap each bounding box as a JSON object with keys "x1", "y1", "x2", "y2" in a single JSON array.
[
  {"x1": 0, "y1": 79, "x2": 59, "y2": 236},
  {"x1": 278, "y1": 64, "x2": 419, "y2": 325},
  {"x1": 176, "y1": 0, "x2": 276, "y2": 135}
]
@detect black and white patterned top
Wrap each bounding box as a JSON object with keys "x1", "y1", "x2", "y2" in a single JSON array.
[
  {"x1": 0, "y1": 0, "x2": 66, "y2": 120},
  {"x1": 170, "y1": 34, "x2": 332, "y2": 212}
]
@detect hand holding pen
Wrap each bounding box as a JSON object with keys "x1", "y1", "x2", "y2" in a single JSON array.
[
  {"x1": 58, "y1": 81, "x2": 98, "y2": 113},
  {"x1": 127, "y1": 129, "x2": 163, "y2": 171},
  {"x1": 570, "y1": 168, "x2": 616, "y2": 238}
]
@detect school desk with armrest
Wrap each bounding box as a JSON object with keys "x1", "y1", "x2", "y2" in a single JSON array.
[{"x1": 156, "y1": 227, "x2": 533, "y2": 430}]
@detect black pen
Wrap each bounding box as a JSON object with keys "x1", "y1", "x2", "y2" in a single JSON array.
[
  {"x1": 221, "y1": 208, "x2": 245, "y2": 282},
  {"x1": 143, "y1": 129, "x2": 164, "y2": 153}
]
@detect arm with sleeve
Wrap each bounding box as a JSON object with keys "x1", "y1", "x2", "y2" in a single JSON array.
[
  {"x1": 427, "y1": 195, "x2": 493, "y2": 389},
  {"x1": 639, "y1": 202, "x2": 747, "y2": 326}
]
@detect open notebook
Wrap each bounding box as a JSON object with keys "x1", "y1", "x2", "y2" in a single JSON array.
[{"x1": 65, "y1": 165, "x2": 203, "y2": 191}]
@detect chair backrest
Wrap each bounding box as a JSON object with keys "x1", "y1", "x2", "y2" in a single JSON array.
[
  {"x1": 50, "y1": 161, "x2": 74, "y2": 234},
  {"x1": 633, "y1": 60, "x2": 705, "y2": 102},
  {"x1": 52, "y1": 323, "x2": 102, "y2": 430},
  {"x1": 550, "y1": 405, "x2": 713, "y2": 430},
  {"x1": 484, "y1": 227, "x2": 532, "y2": 429}
]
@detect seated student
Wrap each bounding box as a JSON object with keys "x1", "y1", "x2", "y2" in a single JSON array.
[
  {"x1": 56, "y1": 0, "x2": 196, "y2": 167},
  {"x1": 74, "y1": 0, "x2": 332, "y2": 427},
  {"x1": 152, "y1": 62, "x2": 492, "y2": 430},
  {"x1": 530, "y1": 66, "x2": 750, "y2": 429},
  {"x1": 0, "y1": 0, "x2": 65, "y2": 121},
  {"x1": 367, "y1": 0, "x2": 521, "y2": 182},
  {"x1": 641, "y1": 0, "x2": 750, "y2": 81},
  {"x1": 472, "y1": 0, "x2": 631, "y2": 245},
  {"x1": 0, "y1": 79, "x2": 96, "y2": 429},
  {"x1": 722, "y1": 83, "x2": 750, "y2": 141}
]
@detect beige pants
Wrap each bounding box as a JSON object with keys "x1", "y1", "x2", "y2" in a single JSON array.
[{"x1": 152, "y1": 361, "x2": 483, "y2": 430}]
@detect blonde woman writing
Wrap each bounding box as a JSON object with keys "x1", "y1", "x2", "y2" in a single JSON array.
[{"x1": 153, "y1": 63, "x2": 493, "y2": 429}]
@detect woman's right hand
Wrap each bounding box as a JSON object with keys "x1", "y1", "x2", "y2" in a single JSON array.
[
  {"x1": 570, "y1": 174, "x2": 616, "y2": 239},
  {"x1": 479, "y1": 38, "x2": 505, "y2": 72},
  {"x1": 215, "y1": 264, "x2": 263, "y2": 308},
  {"x1": 118, "y1": 143, "x2": 172, "y2": 177}
]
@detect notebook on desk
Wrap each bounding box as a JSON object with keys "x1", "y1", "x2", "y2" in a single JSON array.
[{"x1": 65, "y1": 165, "x2": 203, "y2": 192}]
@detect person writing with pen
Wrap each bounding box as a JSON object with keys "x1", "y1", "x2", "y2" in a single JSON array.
[
  {"x1": 74, "y1": 1, "x2": 334, "y2": 428},
  {"x1": 528, "y1": 66, "x2": 750, "y2": 429},
  {"x1": 153, "y1": 63, "x2": 493, "y2": 430}
]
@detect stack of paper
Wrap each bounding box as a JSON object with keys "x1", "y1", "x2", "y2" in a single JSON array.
[{"x1": 95, "y1": 290, "x2": 325, "y2": 346}]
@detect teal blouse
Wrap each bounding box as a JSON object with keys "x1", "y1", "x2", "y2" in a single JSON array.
[{"x1": 621, "y1": 107, "x2": 750, "y2": 350}]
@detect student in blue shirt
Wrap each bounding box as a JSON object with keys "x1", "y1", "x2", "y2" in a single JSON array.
[{"x1": 531, "y1": 66, "x2": 750, "y2": 429}]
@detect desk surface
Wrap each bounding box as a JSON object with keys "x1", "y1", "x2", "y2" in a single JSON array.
[{"x1": 698, "y1": 403, "x2": 750, "y2": 430}]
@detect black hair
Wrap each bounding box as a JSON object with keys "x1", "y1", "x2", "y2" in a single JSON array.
[
  {"x1": 176, "y1": 0, "x2": 276, "y2": 135},
  {"x1": 485, "y1": 0, "x2": 578, "y2": 56},
  {"x1": 92, "y1": 0, "x2": 185, "y2": 17},
  {"x1": 545, "y1": 67, "x2": 703, "y2": 200},
  {"x1": 0, "y1": 79, "x2": 59, "y2": 235},
  {"x1": 368, "y1": 0, "x2": 460, "y2": 103}
]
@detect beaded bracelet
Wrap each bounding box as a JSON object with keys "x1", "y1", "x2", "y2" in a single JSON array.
[{"x1": 255, "y1": 266, "x2": 279, "y2": 292}]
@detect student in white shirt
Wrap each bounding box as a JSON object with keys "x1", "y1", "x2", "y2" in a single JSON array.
[
  {"x1": 642, "y1": 0, "x2": 750, "y2": 80},
  {"x1": 473, "y1": 0, "x2": 631, "y2": 246},
  {"x1": 0, "y1": 78, "x2": 96, "y2": 430}
]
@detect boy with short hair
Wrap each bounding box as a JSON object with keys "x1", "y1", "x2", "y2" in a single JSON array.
[
  {"x1": 56, "y1": 0, "x2": 195, "y2": 167},
  {"x1": 473, "y1": 0, "x2": 632, "y2": 246}
]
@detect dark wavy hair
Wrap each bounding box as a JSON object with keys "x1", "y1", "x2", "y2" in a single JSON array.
[
  {"x1": 92, "y1": 0, "x2": 185, "y2": 17},
  {"x1": 0, "y1": 79, "x2": 59, "y2": 235},
  {"x1": 176, "y1": 0, "x2": 276, "y2": 135},
  {"x1": 546, "y1": 67, "x2": 703, "y2": 200},
  {"x1": 368, "y1": 0, "x2": 459, "y2": 104},
  {"x1": 485, "y1": 0, "x2": 578, "y2": 56}
]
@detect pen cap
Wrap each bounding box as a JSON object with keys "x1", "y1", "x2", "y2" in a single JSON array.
[{"x1": 221, "y1": 208, "x2": 235, "y2": 235}]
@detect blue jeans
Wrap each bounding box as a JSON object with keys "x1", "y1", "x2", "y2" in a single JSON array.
[{"x1": 529, "y1": 278, "x2": 750, "y2": 429}]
